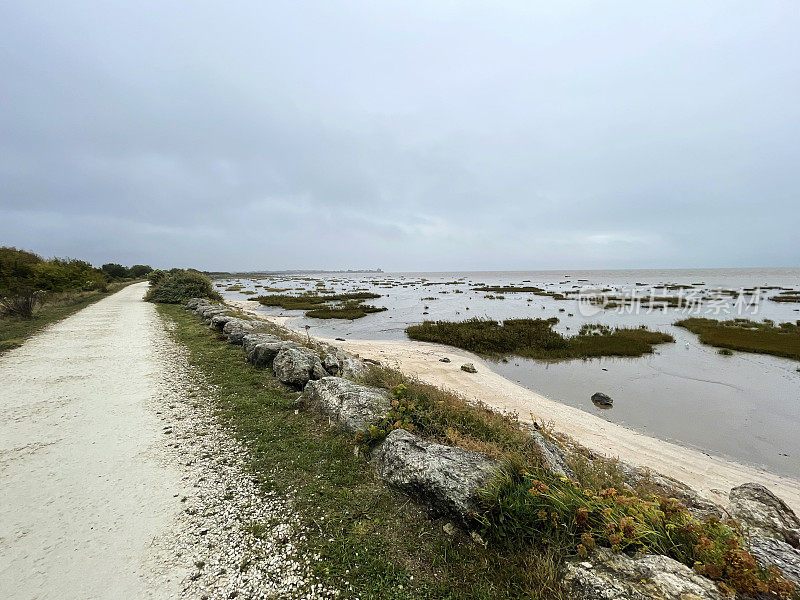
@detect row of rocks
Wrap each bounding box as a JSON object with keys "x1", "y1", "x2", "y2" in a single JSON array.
[
  {"x1": 186, "y1": 298, "x2": 502, "y2": 525},
  {"x1": 187, "y1": 298, "x2": 358, "y2": 388},
  {"x1": 184, "y1": 297, "x2": 800, "y2": 599}
]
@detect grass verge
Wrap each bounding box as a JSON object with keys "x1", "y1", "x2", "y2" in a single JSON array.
[
  {"x1": 406, "y1": 318, "x2": 674, "y2": 360},
  {"x1": 0, "y1": 281, "x2": 134, "y2": 354},
  {"x1": 675, "y1": 318, "x2": 800, "y2": 361},
  {"x1": 157, "y1": 303, "x2": 569, "y2": 600}
]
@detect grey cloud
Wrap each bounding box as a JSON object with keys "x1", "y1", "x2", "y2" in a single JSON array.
[{"x1": 1, "y1": 1, "x2": 798, "y2": 270}]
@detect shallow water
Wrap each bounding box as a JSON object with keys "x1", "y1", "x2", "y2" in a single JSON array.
[{"x1": 219, "y1": 268, "x2": 800, "y2": 478}]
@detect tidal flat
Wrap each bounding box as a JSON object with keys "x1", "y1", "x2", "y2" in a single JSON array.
[{"x1": 218, "y1": 268, "x2": 800, "y2": 479}]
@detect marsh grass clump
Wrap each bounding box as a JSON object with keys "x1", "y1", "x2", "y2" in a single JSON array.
[
  {"x1": 676, "y1": 318, "x2": 800, "y2": 361},
  {"x1": 473, "y1": 286, "x2": 567, "y2": 300},
  {"x1": 771, "y1": 294, "x2": 800, "y2": 303},
  {"x1": 256, "y1": 292, "x2": 384, "y2": 320},
  {"x1": 406, "y1": 318, "x2": 674, "y2": 360},
  {"x1": 306, "y1": 303, "x2": 386, "y2": 320}
]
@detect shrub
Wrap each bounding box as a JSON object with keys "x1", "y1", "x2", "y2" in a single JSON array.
[
  {"x1": 31, "y1": 259, "x2": 107, "y2": 292},
  {"x1": 128, "y1": 264, "x2": 153, "y2": 278},
  {"x1": 147, "y1": 269, "x2": 168, "y2": 286},
  {"x1": 146, "y1": 270, "x2": 221, "y2": 304},
  {"x1": 255, "y1": 292, "x2": 384, "y2": 320},
  {"x1": 0, "y1": 289, "x2": 42, "y2": 319},
  {"x1": 1, "y1": 247, "x2": 108, "y2": 299},
  {"x1": 101, "y1": 263, "x2": 129, "y2": 279},
  {"x1": 477, "y1": 466, "x2": 796, "y2": 597}
]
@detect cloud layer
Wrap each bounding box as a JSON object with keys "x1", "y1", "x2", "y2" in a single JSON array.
[{"x1": 1, "y1": 1, "x2": 798, "y2": 270}]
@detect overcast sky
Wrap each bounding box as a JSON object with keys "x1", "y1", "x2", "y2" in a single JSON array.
[{"x1": 1, "y1": 1, "x2": 798, "y2": 271}]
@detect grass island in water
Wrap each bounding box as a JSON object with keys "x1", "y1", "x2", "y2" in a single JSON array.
[
  {"x1": 406, "y1": 318, "x2": 674, "y2": 360},
  {"x1": 676, "y1": 317, "x2": 800, "y2": 361},
  {"x1": 256, "y1": 291, "x2": 387, "y2": 320}
]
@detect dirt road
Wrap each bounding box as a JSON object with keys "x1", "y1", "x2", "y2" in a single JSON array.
[
  {"x1": 1, "y1": 284, "x2": 322, "y2": 600},
  {"x1": 0, "y1": 282, "x2": 186, "y2": 598}
]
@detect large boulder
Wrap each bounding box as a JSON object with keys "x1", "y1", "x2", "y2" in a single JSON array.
[
  {"x1": 340, "y1": 357, "x2": 367, "y2": 379},
  {"x1": 210, "y1": 313, "x2": 238, "y2": 331},
  {"x1": 248, "y1": 340, "x2": 299, "y2": 368},
  {"x1": 273, "y1": 347, "x2": 328, "y2": 388},
  {"x1": 729, "y1": 483, "x2": 800, "y2": 548},
  {"x1": 242, "y1": 333, "x2": 282, "y2": 355},
  {"x1": 186, "y1": 297, "x2": 210, "y2": 310},
  {"x1": 562, "y1": 548, "x2": 723, "y2": 600},
  {"x1": 748, "y1": 535, "x2": 800, "y2": 588},
  {"x1": 300, "y1": 377, "x2": 391, "y2": 434},
  {"x1": 222, "y1": 318, "x2": 254, "y2": 344},
  {"x1": 531, "y1": 431, "x2": 574, "y2": 479},
  {"x1": 322, "y1": 353, "x2": 341, "y2": 374},
  {"x1": 317, "y1": 346, "x2": 368, "y2": 379},
  {"x1": 196, "y1": 305, "x2": 228, "y2": 320},
  {"x1": 371, "y1": 429, "x2": 497, "y2": 523}
]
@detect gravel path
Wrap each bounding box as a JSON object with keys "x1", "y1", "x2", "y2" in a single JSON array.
[{"x1": 0, "y1": 283, "x2": 327, "y2": 599}]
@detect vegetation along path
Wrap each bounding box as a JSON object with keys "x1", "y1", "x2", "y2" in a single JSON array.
[{"x1": 0, "y1": 282, "x2": 318, "y2": 599}]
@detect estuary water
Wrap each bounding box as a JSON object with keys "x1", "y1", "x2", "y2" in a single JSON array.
[{"x1": 218, "y1": 268, "x2": 800, "y2": 479}]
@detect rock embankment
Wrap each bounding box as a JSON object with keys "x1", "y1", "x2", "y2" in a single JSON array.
[
  {"x1": 185, "y1": 298, "x2": 800, "y2": 599},
  {"x1": 299, "y1": 377, "x2": 391, "y2": 434},
  {"x1": 372, "y1": 429, "x2": 498, "y2": 523}
]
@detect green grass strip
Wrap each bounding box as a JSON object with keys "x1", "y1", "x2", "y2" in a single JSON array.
[{"x1": 157, "y1": 303, "x2": 568, "y2": 600}]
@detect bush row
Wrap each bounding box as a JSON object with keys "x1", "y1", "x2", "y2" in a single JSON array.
[{"x1": 0, "y1": 246, "x2": 154, "y2": 318}]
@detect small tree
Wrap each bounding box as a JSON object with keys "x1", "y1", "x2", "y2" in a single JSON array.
[
  {"x1": 128, "y1": 264, "x2": 153, "y2": 278},
  {"x1": 101, "y1": 263, "x2": 129, "y2": 279}
]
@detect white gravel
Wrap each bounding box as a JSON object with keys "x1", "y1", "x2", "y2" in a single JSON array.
[{"x1": 0, "y1": 282, "x2": 335, "y2": 599}]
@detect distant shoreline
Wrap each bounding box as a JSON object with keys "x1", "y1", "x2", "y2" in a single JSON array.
[{"x1": 206, "y1": 269, "x2": 383, "y2": 278}]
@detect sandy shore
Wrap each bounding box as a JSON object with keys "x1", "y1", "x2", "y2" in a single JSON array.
[{"x1": 231, "y1": 300, "x2": 800, "y2": 514}]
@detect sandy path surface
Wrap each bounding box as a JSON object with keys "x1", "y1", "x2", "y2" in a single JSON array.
[
  {"x1": 1, "y1": 286, "x2": 332, "y2": 600},
  {"x1": 0, "y1": 283, "x2": 186, "y2": 599},
  {"x1": 231, "y1": 300, "x2": 800, "y2": 514}
]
